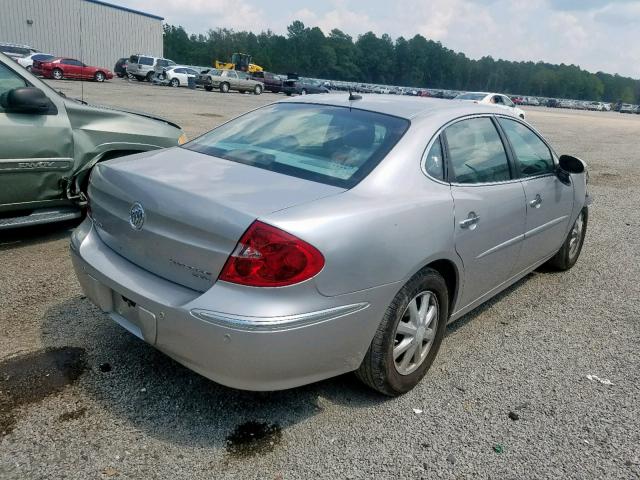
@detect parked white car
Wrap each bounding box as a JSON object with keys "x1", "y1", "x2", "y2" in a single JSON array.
[
  {"x1": 17, "y1": 53, "x2": 55, "y2": 71},
  {"x1": 455, "y1": 92, "x2": 526, "y2": 119},
  {"x1": 164, "y1": 66, "x2": 200, "y2": 87}
]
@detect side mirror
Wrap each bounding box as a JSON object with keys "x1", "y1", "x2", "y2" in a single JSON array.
[
  {"x1": 558, "y1": 155, "x2": 586, "y2": 174},
  {"x1": 0, "y1": 87, "x2": 52, "y2": 114}
]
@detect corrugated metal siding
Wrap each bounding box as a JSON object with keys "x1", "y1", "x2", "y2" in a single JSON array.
[{"x1": 0, "y1": 0, "x2": 163, "y2": 69}]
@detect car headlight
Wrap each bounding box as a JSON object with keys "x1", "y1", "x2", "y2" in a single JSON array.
[{"x1": 178, "y1": 133, "x2": 188, "y2": 145}]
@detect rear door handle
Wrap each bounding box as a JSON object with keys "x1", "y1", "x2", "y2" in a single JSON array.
[
  {"x1": 459, "y1": 212, "x2": 480, "y2": 229},
  {"x1": 529, "y1": 194, "x2": 543, "y2": 208}
]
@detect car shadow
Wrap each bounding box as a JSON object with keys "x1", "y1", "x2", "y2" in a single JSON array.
[
  {"x1": 0, "y1": 219, "x2": 81, "y2": 250},
  {"x1": 37, "y1": 270, "x2": 540, "y2": 452},
  {"x1": 446, "y1": 272, "x2": 536, "y2": 334},
  {"x1": 39, "y1": 296, "x2": 386, "y2": 452}
]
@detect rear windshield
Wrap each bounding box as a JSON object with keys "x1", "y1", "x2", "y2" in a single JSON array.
[
  {"x1": 32, "y1": 54, "x2": 54, "y2": 62},
  {"x1": 456, "y1": 93, "x2": 486, "y2": 100},
  {"x1": 185, "y1": 103, "x2": 409, "y2": 188}
]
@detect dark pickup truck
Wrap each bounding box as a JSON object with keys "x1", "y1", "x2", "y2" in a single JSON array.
[{"x1": 250, "y1": 71, "x2": 282, "y2": 93}]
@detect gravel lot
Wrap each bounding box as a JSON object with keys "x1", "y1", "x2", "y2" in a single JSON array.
[{"x1": 1, "y1": 79, "x2": 639, "y2": 480}]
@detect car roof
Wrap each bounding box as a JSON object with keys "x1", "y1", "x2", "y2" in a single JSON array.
[
  {"x1": 278, "y1": 93, "x2": 516, "y2": 121},
  {"x1": 0, "y1": 42, "x2": 35, "y2": 48}
]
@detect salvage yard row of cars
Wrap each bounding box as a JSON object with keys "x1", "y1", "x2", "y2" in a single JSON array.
[
  {"x1": 1, "y1": 48, "x2": 592, "y2": 395},
  {"x1": 2, "y1": 42, "x2": 636, "y2": 112}
]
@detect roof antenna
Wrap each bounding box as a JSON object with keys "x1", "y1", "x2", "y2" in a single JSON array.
[
  {"x1": 348, "y1": 86, "x2": 361, "y2": 101},
  {"x1": 79, "y1": 1, "x2": 84, "y2": 103}
]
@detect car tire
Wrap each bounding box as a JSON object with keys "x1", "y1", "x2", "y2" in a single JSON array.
[
  {"x1": 94, "y1": 71, "x2": 105, "y2": 82},
  {"x1": 547, "y1": 207, "x2": 588, "y2": 271},
  {"x1": 356, "y1": 267, "x2": 449, "y2": 396},
  {"x1": 204, "y1": 85, "x2": 213, "y2": 92},
  {"x1": 146, "y1": 72, "x2": 154, "y2": 82},
  {"x1": 26, "y1": 66, "x2": 32, "y2": 72},
  {"x1": 52, "y1": 68, "x2": 64, "y2": 80},
  {"x1": 170, "y1": 78, "x2": 180, "y2": 87},
  {"x1": 254, "y1": 84, "x2": 263, "y2": 95},
  {"x1": 520, "y1": 114, "x2": 525, "y2": 119},
  {"x1": 286, "y1": 92, "x2": 292, "y2": 96},
  {"x1": 220, "y1": 82, "x2": 230, "y2": 93}
]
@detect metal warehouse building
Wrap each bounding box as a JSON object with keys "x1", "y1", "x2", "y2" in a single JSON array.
[{"x1": 1, "y1": 0, "x2": 163, "y2": 69}]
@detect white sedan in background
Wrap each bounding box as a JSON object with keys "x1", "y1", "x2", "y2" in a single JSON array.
[
  {"x1": 164, "y1": 66, "x2": 200, "y2": 87},
  {"x1": 17, "y1": 53, "x2": 55, "y2": 71},
  {"x1": 455, "y1": 92, "x2": 526, "y2": 119}
]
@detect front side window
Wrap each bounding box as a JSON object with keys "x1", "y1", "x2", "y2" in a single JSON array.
[
  {"x1": 424, "y1": 136, "x2": 445, "y2": 180},
  {"x1": 445, "y1": 117, "x2": 511, "y2": 184},
  {"x1": 185, "y1": 103, "x2": 409, "y2": 188},
  {"x1": 498, "y1": 118, "x2": 555, "y2": 177},
  {"x1": 0, "y1": 63, "x2": 28, "y2": 111}
]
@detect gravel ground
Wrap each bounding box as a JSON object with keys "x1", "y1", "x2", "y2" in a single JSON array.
[{"x1": 1, "y1": 79, "x2": 639, "y2": 480}]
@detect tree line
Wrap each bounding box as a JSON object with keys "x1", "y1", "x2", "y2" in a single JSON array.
[{"x1": 163, "y1": 21, "x2": 640, "y2": 103}]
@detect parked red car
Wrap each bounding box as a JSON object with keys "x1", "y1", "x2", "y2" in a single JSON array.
[{"x1": 32, "y1": 57, "x2": 113, "y2": 82}]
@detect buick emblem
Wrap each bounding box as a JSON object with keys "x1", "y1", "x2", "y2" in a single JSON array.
[{"x1": 129, "y1": 202, "x2": 145, "y2": 230}]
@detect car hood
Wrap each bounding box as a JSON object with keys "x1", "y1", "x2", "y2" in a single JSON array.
[{"x1": 79, "y1": 102, "x2": 181, "y2": 129}]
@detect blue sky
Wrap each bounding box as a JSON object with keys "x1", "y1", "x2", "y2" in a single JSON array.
[{"x1": 117, "y1": 0, "x2": 640, "y2": 78}]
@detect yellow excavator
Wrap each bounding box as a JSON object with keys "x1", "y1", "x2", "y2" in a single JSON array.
[{"x1": 214, "y1": 53, "x2": 263, "y2": 73}]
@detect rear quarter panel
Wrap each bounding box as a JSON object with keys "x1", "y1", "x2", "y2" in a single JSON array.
[{"x1": 262, "y1": 121, "x2": 461, "y2": 298}]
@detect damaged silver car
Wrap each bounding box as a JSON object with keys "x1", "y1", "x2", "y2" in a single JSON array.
[{"x1": 0, "y1": 52, "x2": 187, "y2": 229}]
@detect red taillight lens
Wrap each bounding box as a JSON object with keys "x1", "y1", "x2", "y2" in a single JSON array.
[{"x1": 219, "y1": 221, "x2": 324, "y2": 287}]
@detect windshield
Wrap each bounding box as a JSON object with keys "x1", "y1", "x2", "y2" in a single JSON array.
[
  {"x1": 185, "y1": 103, "x2": 409, "y2": 188},
  {"x1": 455, "y1": 93, "x2": 487, "y2": 100}
]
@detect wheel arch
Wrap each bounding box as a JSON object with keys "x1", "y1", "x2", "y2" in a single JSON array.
[{"x1": 404, "y1": 257, "x2": 461, "y2": 316}]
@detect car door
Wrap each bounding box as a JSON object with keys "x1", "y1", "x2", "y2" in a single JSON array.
[
  {"x1": 0, "y1": 61, "x2": 74, "y2": 212},
  {"x1": 60, "y1": 59, "x2": 81, "y2": 78},
  {"x1": 444, "y1": 116, "x2": 527, "y2": 310},
  {"x1": 224, "y1": 70, "x2": 238, "y2": 88},
  {"x1": 237, "y1": 72, "x2": 252, "y2": 89},
  {"x1": 173, "y1": 68, "x2": 187, "y2": 84},
  {"x1": 496, "y1": 117, "x2": 574, "y2": 270}
]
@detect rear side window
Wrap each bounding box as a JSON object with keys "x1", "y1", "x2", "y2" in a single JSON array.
[
  {"x1": 498, "y1": 118, "x2": 555, "y2": 177},
  {"x1": 129, "y1": 55, "x2": 139, "y2": 63},
  {"x1": 424, "y1": 136, "x2": 445, "y2": 180},
  {"x1": 139, "y1": 57, "x2": 153, "y2": 65},
  {"x1": 445, "y1": 117, "x2": 511, "y2": 184},
  {"x1": 185, "y1": 103, "x2": 409, "y2": 188}
]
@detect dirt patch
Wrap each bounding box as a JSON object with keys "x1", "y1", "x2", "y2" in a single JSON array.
[
  {"x1": 225, "y1": 421, "x2": 282, "y2": 458},
  {"x1": 0, "y1": 347, "x2": 87, "y2": 435}
]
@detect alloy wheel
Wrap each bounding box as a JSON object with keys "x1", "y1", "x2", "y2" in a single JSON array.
[
  {"x1": 393, "y1": 291, "x2": 439, "y2": 375},
  {"x1": 568, "y1": 211, "x2": 584, "y2": 260}
]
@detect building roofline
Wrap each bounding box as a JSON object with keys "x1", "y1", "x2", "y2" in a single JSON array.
[{"x1": 84, "y1": 0, "x2": 164, "y2": 21}]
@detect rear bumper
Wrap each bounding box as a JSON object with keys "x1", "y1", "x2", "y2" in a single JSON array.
[{"x1": 70, "y1": 220, "x2": 396, "y2": 391}]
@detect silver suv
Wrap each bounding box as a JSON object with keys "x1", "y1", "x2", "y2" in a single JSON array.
[{"x1": 126, "y1": 54, "x2": 175, "y2": 82}]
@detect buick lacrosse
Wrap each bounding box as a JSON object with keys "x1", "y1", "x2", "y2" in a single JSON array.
[{"x1": 71, "y1": 95, "x2": 590, "y2": 395}]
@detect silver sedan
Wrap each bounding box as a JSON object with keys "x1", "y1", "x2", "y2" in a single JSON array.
[{"x1": 71, "y1": 95, "x2": 590, "y2": 395}]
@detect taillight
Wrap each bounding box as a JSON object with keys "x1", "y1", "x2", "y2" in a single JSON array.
[{"x1": 219, "y1": 221, "x2": 324, "y2": 287}]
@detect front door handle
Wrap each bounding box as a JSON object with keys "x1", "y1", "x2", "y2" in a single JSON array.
[
  {"x1": 529, "y1": 194, "x2": 543, "y2": 208},
  {"x1": 459, "y1": 212, "x2": 480, "y2": 229}
]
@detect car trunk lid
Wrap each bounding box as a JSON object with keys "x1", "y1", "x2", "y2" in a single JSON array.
[{"x1": 88, "y1": 147, "x2": 344, "y2": 292}]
